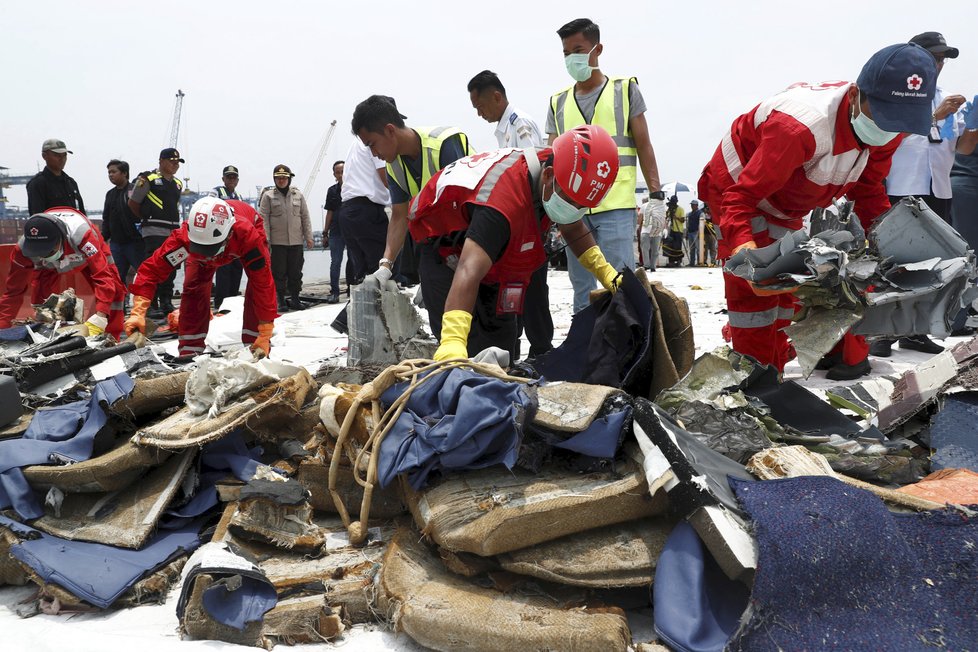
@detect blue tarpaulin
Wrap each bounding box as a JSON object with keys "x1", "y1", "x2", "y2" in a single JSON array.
[
  {"x1": 377, "y1": 367, "x2": 534, "y2": 490},
  {"x1": 0, "y1": 373, "x2": 134, "y2": 519}
]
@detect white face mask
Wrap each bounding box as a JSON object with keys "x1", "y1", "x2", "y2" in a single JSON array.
[
  {"x1": 564, "y1": 44, "x2": 597, "y2": 82},
  {"x1": 851, "y1": 92, "x2": 900, "y2": 147},
  {"x1": 543, "y1": 179, "x2": 587, "y2": 224}
]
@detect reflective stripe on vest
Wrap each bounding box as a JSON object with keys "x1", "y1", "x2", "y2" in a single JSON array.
[
  {"x1": 551, "y1": 77, "x2": 637, "y2": 211},
  {"x1": 145, "y1": 173, "x2": 183, "y2": 228},
  {"x1": 386, "y1": 127, "x2": 471, "y2": 200}
]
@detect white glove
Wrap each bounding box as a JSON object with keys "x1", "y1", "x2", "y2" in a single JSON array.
[
  {"x1": 371, "y1": 265, "x2": 393, "y2": 284},
  {"x1": 644, "y1": 198, "x2": 667, "y2": 231},
  {"x1": 471, "y1": 346, "x2": 510, "y2": 368}
]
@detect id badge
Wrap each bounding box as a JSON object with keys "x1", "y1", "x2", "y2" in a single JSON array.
[
  {"x1": 928, "y1": 124, "x2": 943, "y2": 144},
  {"x1": 496, "y1": 282, "x2": 527, "y2": 314}
]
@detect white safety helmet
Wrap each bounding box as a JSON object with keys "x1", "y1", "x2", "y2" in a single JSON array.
[{"x1": 187, "y1": 196, "x2": 234, "y2": 257}]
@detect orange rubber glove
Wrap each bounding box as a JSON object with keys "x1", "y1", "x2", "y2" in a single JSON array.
[
  {"x1": 124, "y1": 295, "x2": 151, "y2": 336},
  {"x1": 251, "y1": 321, "x2": 274, "y2": 358},
  {"x1": 731, "y1": 241, "x2": 797, "y2": 296}
]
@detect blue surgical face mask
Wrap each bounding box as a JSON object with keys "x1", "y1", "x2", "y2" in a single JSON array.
[
  {"x1": 851, "y1": 92, "x2": 900, "y2": 146},
  {"x1": 564, "y1": 44, "x2": 597, "y2": 82},
  {"x1": 544, "y1": 179, "x2": 587, "y2": 225}
]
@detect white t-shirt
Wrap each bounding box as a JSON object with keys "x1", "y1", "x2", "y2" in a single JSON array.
[
  {"x1": 886, "y1": 87, "x2": 966, "y2": 199},
  {"x1": 340, "y1": 140, "x2": 390, "y2": 205}
]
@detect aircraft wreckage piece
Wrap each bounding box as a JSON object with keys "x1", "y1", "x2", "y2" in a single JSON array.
[
  {"x1": 402, "y1": 457, "x2": 666, "y2": 557},
  {"x1": 133, "y1": 369, "x2": 316, "y2": 449},
  {"x1": 630, "y1": 398, "x2": 758, "y2": 582},
  {"x1": 379, "y1": 528, "x2": 632, "y2": 652},
  {"x1": 24, "y1": 441, "x2": 173, "y2": 493},
  {"x1": 496, "y1": 517, "x2": 676, "y2": 588},
  {"x1": 31, "y1": 450, "x2": 194, "y2": 549}
]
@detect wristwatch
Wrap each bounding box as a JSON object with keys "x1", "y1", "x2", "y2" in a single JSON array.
[
  {"x1": 379, "y1": 257, "x2": 395, "y2": 269},
  {"x1": 649, "y1": 190, "x2": 665, "y2": 201}
]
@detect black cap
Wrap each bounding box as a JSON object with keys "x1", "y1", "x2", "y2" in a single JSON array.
[
  {"x1": 910, "y1": 31, "x2": 959, "y2": 59},
  {"x1": 273, "y1": 164, "x2": 294, "y2": 178},
  {"x1": 223, "y1": 165, "x2": 239, "y2": 176},
  {"x1": 382, "y1": 95, "x2": 408, "y2": 120},
  {"x1": 159, "y1": 147, "x2": 185, "y2": 163},
  {"x1": 21, "y1": 214, "x2": 64, "y2": 258}
]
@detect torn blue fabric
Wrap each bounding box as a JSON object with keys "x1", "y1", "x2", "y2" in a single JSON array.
[
  {"x1": 1, "y1": 513, "x2": 203, "y2": 609},
  {"x1": 202, "y1": 575, "x2": 278, "y2": 631},
  {"x1": 163, "y1": 432, "x2": 269, "y2": 528},
  {"x1": 0, "y1": 373, "x2": 134, "y2": 519},
  {"x1": 730, "y1": 475, "x2": 978, "y2": 651},
  {"x1": 654, "y1": 522, "x2": 749, "y2": 652},
  {"x1": 548, "y1": 404, "x2": 631, "y2": 459},
  {"x1": 378, "y1": 368, "x2": 533, "y2": 490},
  {"x1": 929, "y1": 392, "x2": 978, "y2": 472},
  {"x1": 0, "y1": 325, "x2": 30, "y2": 342}
]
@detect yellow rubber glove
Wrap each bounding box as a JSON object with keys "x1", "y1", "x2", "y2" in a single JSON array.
[
  {"x1": 251, "y1": 321, "x2": 274, "y2": 358},
  {"x1": 85, "y1": 313, "x2": 108, "y2": 336},
  {"x1": 433, "y1": 310, "x2": 472, "y2": 361},
  {"x1": 124, "y1": 295, "x2": 151, "y2": 336},
  {"x1": 577, "y1": 245, "x2": 619, "y2": 292}
]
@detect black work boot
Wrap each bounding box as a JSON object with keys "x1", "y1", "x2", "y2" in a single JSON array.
[
  {"x1": 898, "y1": 335, "x2": 943, "y2": 355},
  {"x1": 825, "y1": 358, "x2": 871, "y2": 381},
  {"x1": 869, "y1": 339, "x2": 893, "y2": 357}
]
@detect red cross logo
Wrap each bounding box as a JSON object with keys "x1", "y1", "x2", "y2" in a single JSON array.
[
  {"x1": 596, "y1": 161, "x2": 611, "y2": 179},
  {"x1": 907, "y1": 74, "x2": 923, "y2": 91},
  {"x1": 29, "y1": 227, "x2": 39, "y2": 236}
]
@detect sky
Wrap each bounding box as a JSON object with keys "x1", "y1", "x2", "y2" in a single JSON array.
[{"x1": 2, "y1": 0, "x2": 976, "y2": 222}]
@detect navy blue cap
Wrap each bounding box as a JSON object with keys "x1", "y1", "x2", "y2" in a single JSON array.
[
  {"x1": 159, "y1": 147, "x2": 185, "y2": 163},
  {"x1": 21, "y1": 214, "x2": 64, "y2": 258},
  {"x1": 856, "y1": 43, "x2": 937, "y2": 136}
]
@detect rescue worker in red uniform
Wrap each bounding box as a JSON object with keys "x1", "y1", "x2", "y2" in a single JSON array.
[
  {"x1": 0, "y1": 208, "x2": 126, "y2": 338},
  {"x1": 698, "y1": 43, "x2": 937, "y2": 379},
  {"x1": 408, "y1": 124, "x2": 621, "y2": 361},
  {"x1": 125, "y1": 197, "x2": 277, "y2": 357}
]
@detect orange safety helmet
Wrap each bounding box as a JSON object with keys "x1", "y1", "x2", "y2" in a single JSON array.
[{"x1": 552, "y1": 124, "x2": 620, "y2": 208}]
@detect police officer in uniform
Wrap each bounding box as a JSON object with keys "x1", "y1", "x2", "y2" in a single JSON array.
[{"x1": 128, "y1": 148, "x2": 185, "y2": 317}]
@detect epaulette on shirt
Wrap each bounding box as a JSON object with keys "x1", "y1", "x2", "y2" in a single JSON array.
[{"x1": 509, "y1": 112, "x2": 518, "y2": 125}]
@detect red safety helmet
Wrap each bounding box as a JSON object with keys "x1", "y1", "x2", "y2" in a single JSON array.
[{"x1": 552, "y1": 124, "x2": 620, "y2": 208}]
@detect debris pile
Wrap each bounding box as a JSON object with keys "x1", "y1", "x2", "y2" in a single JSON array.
[{"x1": 2, "y1": 277, "x2": 977, "y2": 652}]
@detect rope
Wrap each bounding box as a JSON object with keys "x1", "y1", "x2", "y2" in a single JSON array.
[{"x1": 326, "y1": 358, "x2": 532, "y2": 545}]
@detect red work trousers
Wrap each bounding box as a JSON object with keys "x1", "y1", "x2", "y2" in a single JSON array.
[
  {"x1": 178, "y1": 259, "x2": 262, "y2": 356},
  {"x1": 723, "y1": 270, "x2": 798, "y2": 371}
]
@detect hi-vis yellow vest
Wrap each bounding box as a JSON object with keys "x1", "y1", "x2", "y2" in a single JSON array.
[
  {"x1": 386, "y1": 127, "x2": 472, "y2": 200},
  {"x1": 550, "y1": 77, "x2": 638, "y2": 212}
]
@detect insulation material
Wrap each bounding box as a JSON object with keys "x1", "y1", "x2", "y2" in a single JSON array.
[
  {"x1": 115, "y1": 556, "x2": 187, "y2": 608},
  {"x1": 31, "y1": 450, "x2": 194, "y2": 548},
  {"x1": 402, "y1": 458, "x2": 666, "y2": 557},
  {"x1": 24, "y1": 441, "x2": 173, "y2": 493},
  {"x1": 317, "y1": 383, "x2": 373, "y2": 444},
  {"x1": 34, "y1": 289, "x2": 85, "y2": 324},
  {"x1": 297, "y1": 459, "x2": 406, "y2": 518},
  {"x1": 642, "y1": 274, "x2": 695, "y2": 389},
  {"x1": 533, "y1": 382, "x2": 622, "y2": 432},
  {"x1": 229, "y1": 496, "x2": 327, "y2": 552},
  {"x1": 185, "y1": 352, "x2": 303, "y2": 418},
  {"x1": 246, "y1": 519, "x2": 395, "y2": 624},
  {"x1": 133, "y1": 369, "x2": 316, "y2": 449},
  {"x1": 262, "y1": 596, "x2": 344, "y2": 646},
  {"x1": 897, "y1": 468, "x2": 978, "y2": 505},
  {"x1": 496, "y1": 518, "x2": 675, "y2": 588},
  {"x1": 108, "y1": 371, "x2": 191, "y2": 420},
  {"x1": 0, "y1": 526, "x2": 29, "y2": 586},
  {"x1": 379, "y1": 528, "x2": 632, "y2": 652}
]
